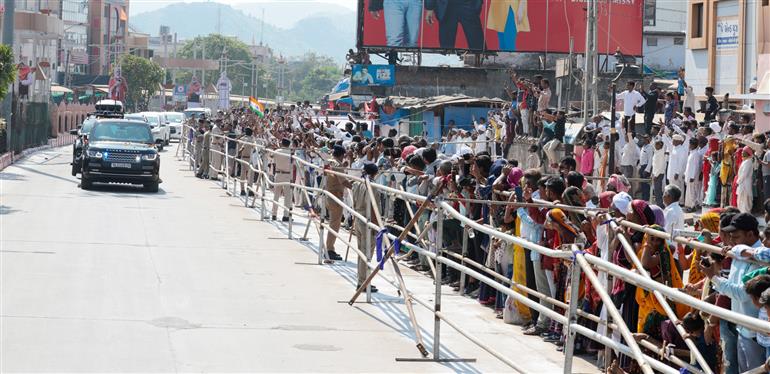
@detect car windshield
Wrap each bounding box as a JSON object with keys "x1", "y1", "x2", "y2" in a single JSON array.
[
  {"x1": 90, "y1": 121, "x2": 153, "y2": 143},
  {"x1": 165, "y1": 113, "x2": 183, "y2": 122},
  {"x1": 183, "y1": 110, "x2": 206, "y2": 120},
  {"x1": 81, "y1": 119, "x2": 97, "y2": 134},
  {"x1": 144, "y1": 115, "x2": 160, "y2": 126}
]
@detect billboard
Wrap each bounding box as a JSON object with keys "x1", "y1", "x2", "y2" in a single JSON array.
[
  {"x1": 360, "y1": 0, "x2": 644, "y2": 56},
  {"x1": 351, "y1": 64, "x2": 396, "y2": 86}
]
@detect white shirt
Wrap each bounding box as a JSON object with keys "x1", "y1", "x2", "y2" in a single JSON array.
[
  {"x1": 639, "y1": 143, "x2": 653, "y2": 167},
  {"x1": 663, "y1": 201, "x2": 684, "y2": 246},
  {"x1": 650, "y1": 146, "x2": 667, "y2": 176},
  {"x1": 617, "y1": 89, "x2": 646, "y2": 117},
  {"x1": 684, "y1": 147, "x2": 702, "y2": 180},
  {"x1": 620, "y1": 134, "x2": 640, "y2": 167}
]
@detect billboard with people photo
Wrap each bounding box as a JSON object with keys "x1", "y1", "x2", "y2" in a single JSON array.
[{"x1": 360, "y1": 0, "x2": 643, "y2": 55}]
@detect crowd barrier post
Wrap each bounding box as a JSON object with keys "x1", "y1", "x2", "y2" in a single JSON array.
[
  {"x1": 362, "y1": 177, "x2": 429, "y2": 356},
  {"x1": 608, "y1": 218, "x2": 714, "y2": 373},
  {"x1": 288, "y1": 149, "x2": 295, "y2": 240},
  {"x1": 260, "y1": 158, "x2": 267, "y2": 220},
  {"x1": 365, "y1": 182, "x2": 372, "y2": 303},
  {"x1": 222, "y1": 137, "x2": 228, "y2": 190},
  {"x1": 574, "y1": 252, "x2": 654, "y2": 374},
  {"x1": 318, "y1": 201, "x2": 326, "y2": 265},
  {"x1": 433, "y1": 203, "x2": 444, "y2": 359},
  {"x1": 459, "y1": 227, "x2": 468, "y2": 294},
  {"x1": 562, "y1": 245, "x2": 584, "y2": 374}
]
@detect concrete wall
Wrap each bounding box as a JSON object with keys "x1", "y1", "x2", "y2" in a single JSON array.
[
  {"x1": 685, "y1": 49, "x2": 710, "y2": 97},
  {"x1": 643, "y1": 34, "x2": 686, "y2": 71}
]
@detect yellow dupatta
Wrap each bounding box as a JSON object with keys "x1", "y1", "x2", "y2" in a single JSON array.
[{"x1": 635, "y1": 229, "x2": 688, "y2": 332}]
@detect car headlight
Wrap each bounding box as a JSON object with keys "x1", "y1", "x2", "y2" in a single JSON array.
[
  {"x1": 86, "y1": 149, "x2": 103, "y2": 158},
  {"x1": 141, "y1": 153, "x2": 158, "y2": 161}
]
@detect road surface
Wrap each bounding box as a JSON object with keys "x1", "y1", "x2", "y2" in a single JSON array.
[{"x1": 1, "y1": 144, "x2": 599, "y2": 373}]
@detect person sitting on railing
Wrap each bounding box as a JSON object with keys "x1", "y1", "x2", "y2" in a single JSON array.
[{"x1": 700, "y1": 212, "x2": 765, "y2": 373}]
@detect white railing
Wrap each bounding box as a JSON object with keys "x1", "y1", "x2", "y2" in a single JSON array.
[{"x1": 178, "y1": 124, "x2": 770, "y2": 374}]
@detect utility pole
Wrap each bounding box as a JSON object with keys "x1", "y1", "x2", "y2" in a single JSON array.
[
  {"x1": 582, "y1": 0, "x2": 596, "y2": 126},
  {"x1": 171, "y1": 33, "x2": 178, "y2": 86},
  {"x1": 2, "y1": 0, "x2": 15, "y2": 153}
]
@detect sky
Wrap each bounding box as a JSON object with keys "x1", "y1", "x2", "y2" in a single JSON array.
[{"x1": 129, "y1": 0, "x2": 356, "y2": 16}]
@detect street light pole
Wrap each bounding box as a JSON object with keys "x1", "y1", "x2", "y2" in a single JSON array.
[
  {"x1": 2, "y1": 0, "x2": 15, "y2": 154},
  {"x1": 609, "y1": 82, "x2": 617, "y2": 174}
]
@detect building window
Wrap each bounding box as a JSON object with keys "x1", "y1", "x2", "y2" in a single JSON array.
[
  {"x1": 647, "y1": 37, "x2": 658, "y2": 46},
  {"x1": 691, "y1": 3, "x2": 704, "y2": 38},
  {"x1": 644, "y1": 0, "x2": 657, "y2": 26},
  {"x1": 674, "y1": 37, "x2": 684, "y2": 45}
]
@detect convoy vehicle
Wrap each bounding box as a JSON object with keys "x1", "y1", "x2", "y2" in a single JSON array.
[
  {"x1": 70, "y1": 100, "x2": 125, "y2": 176},
  {"x1": 183, "y1": 107, "x2": 211, "y2": 120},
  {"x1": 162, "y1": 112, "x2": 184, "y2": 141},
  {"x1": 69, "y1": 117, "x2": 97, "y2": 176},
  {"x1": 79, "y1": 119, "x2": 161, "y2": 192},
  {"x1": 124, "y1": 112, "x2": 169, "y2": 150}
]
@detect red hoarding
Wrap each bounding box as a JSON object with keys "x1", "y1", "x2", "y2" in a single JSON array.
[{"x1": 360, "y1": 0, "x2": 644, "y2": 56}]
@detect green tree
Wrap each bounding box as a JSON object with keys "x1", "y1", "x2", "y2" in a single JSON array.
[
  {"x1": 0, "y1": 45, "x2": 17, "y2": 102},
  {"x1": 120, "y1": 54, "x2": 163, "y2": 111},
  {"x1": 298, "y1": 66, "x2": 340, "y2": 102},
  {"x1": 178, "y1": 34, "x2": 254, "y2": 95}
]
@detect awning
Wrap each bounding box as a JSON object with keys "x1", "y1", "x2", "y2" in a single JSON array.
[
  {"x1": 50, "y1": 85, "x2": 73, "y2": 94},
  {"x1": 377, "y1": 95, "x2": 507, "y2": 110}
]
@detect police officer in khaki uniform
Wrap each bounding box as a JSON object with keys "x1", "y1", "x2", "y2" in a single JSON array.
[
  {"x1": 324, "y1": 145, "x2": 352, "y2": 261},
  {"x1": 351, "y1": 162, "x2": 379, "y2": 292},
  {"x1": 271, "y1": 138, "x2": 293, "y2": 221},
  {"x1": 209, "y1": 118, "x2": 224, "y2": 181},
  {"x1": 237, "y1": 127, "x2": 255, "y2": 195},
  {"x1": 196, "y1": 121, "x2": 212, "y2": 178},
  {"x1": 193, "y1": 118, "x2": 206, "y2": 169}
]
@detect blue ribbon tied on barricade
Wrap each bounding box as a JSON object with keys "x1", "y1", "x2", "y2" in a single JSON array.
[{"x1": 375, "y1": 229, "x2": 400, "y2": 270}]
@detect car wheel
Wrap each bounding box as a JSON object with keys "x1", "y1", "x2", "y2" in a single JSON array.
[
  {"x1": 144, "y1": 181, "x2": 159, "y2": 193},
  {"x1": 81, "y1": 175, "x2": 93, "y2": 190}
]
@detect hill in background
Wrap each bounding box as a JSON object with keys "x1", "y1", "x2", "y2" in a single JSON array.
[{"x1": 130, "y1": 2, "x2": 356, "y2": 63}]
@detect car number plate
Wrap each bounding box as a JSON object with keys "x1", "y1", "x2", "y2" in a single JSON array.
[{"x1": 111, "y1": 163, "x2": 132, "y2": 168}]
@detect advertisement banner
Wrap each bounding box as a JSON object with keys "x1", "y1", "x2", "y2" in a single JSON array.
[
  {"x1": 360, "y1": 0, "x2": 644, "y2": 55},
  {"x1": 351, "y1": 64, "x2": 396, "y2": 86},
  {"x1": 172, "y1": 85, "x2": 187, "y2": 102}
]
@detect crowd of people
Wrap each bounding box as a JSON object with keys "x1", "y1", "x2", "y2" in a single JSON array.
[{"x1": 182, "y1": 80, "x2": 769, "y2": 373}]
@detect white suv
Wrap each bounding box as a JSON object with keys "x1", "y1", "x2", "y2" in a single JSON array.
[
  {"x1": 125, "y1": 112, "x2": 170, "y2": 150},
  {"x1": 163, "y1": 112, "x2": 184, "y2": 141}
]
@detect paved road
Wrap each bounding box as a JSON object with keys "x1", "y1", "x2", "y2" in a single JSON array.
[{"x1": 1, "y1": 144, "x2": 598, "y2": 373}]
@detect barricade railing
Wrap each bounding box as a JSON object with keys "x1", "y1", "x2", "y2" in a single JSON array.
[{"x1": 179, "y1": 124, "x2": 770, "y2": 374}]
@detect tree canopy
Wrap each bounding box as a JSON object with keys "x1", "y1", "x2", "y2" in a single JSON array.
[
  {"x1": 0, "y1": 45, "x2": 17, "y2": 102},
  {"x1": 119, "y1": 54, "x2": 164, "y2": 111},
  {"x1": 175, "y1": 35, "x2": 342, "y2": 103}
]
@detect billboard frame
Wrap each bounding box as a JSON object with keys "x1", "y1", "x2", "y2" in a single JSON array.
[{"x1": 354, "y1": 0, "x2": 644, "y2": 58}]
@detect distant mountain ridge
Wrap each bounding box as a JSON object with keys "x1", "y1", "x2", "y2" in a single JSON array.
[{"x1": 130, "y1": 2, "x2": 356, "y2": 63}]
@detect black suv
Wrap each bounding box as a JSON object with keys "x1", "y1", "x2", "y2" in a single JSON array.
[
  {"x1": 70, "y1": 116, "x2": 97, "y2": 176},
  {"x1": 80, "y1": 119, "x2": 161, "y2": 192}
]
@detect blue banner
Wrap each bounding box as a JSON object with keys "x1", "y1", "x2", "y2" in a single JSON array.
[{"x1": 351, "y1": 64, "x2": 395, "y2": 87}]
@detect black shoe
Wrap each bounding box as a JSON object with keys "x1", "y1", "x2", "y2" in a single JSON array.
[
  {"x1": 248, "y1": 191, "x2": 255, "y2": 197},
  {"x1": 282, "y1": 216, "x2": 290, "y2": 222},
  {"x1": 240, "y1": 191, "x2": 246, "y2": 196},
  {"x1": 196, "y1": 174, "x2": 203, "y2": 179},
  {"x1": 327, "y1": 251, "x2": 343, "y2": 261},
  {"x1": 271, "y1": 215, "x2": 277, "y2": 220},
  {"x1": 357, "y1": 284, "x2": 379, "y2": 293}
]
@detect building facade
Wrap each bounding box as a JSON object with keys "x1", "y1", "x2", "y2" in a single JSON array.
[
  {"x1": 642, "y1": 0, "x2": 687, "y2": 73},
  {"x1": 88, "y1": 0, "x2": 129, "y2": 75},
  {"x1": 60, "y1": 0, "x2": 89, "y2": 84},
  {"x1": 685, "y1": 0, "x2": 764, "y2": 97}
]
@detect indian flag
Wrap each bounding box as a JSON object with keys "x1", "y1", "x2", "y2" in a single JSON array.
[{"x1": 249, "y1": 96, "x2": 265, "y2": 117}]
